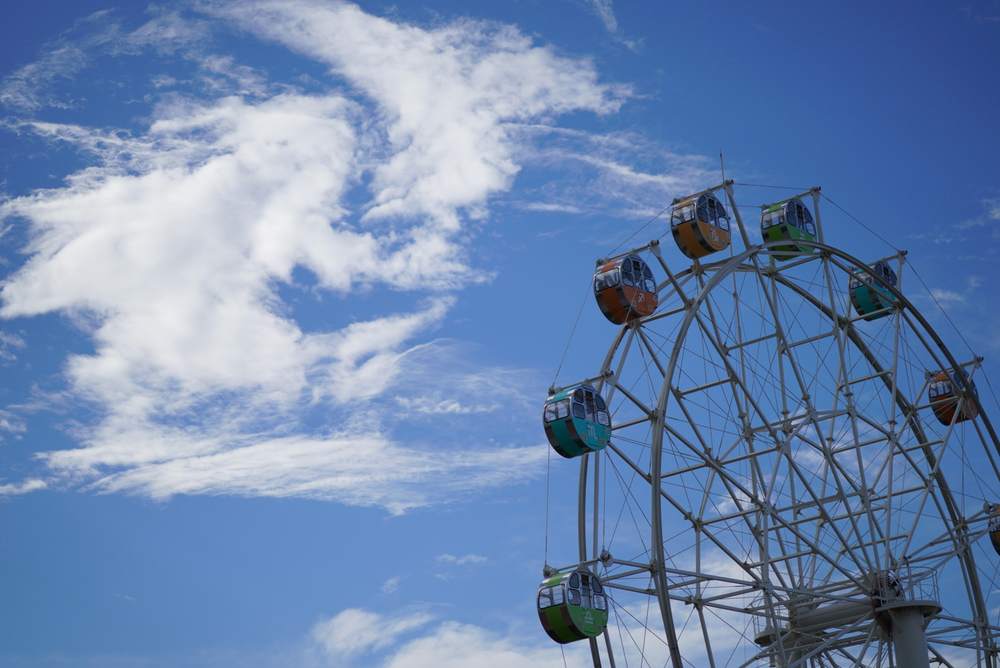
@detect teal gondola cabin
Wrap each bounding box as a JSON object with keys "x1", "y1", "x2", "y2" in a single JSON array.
[
  {"x1": 761, "y1": 198, "x2": 816, "y2": 260},
  {"x1": 543, "y1": 384, "x2": 611, "y2": 458},
  {"x1": 537, "y1": 569, "x2": 609, "y2": 643},
  {"x1": 849, "y1": 261, "x2": 898, "y2": 320},
  {"x1": 593, "y1": 254, "x2": 658, "y2": 324}
]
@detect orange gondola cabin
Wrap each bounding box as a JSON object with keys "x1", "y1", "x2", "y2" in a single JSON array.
[
  {"x1": 593, "y1": 254, "x2": 658, "y2": 324},
  {"x1": 928, "y1": 369, "x2": 979, "y2": 425},
  {"x1": 670, "y1": 192, "x2": 732, "y2": 259}
]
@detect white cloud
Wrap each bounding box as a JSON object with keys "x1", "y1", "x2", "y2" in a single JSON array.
[
  {"x1": 0, "y1": 478, "x2": 47, "y2": 496},
  {"x1": 951, "y1": 197, "x2": 1000, "y2": 240},
  {"x1": 1, "y1": 1, "x2": 617, "y2": 510},
  {"x1": 436, "y1": 553, "x2": 488, "y2": 566},
  {"x1": 68, "y1": 433, "x2": 544, "y2": 514},
  {"x1": 930, "y1": 288, "x2": 967, "y2": 306},
  {"x1": 0, "y1": 9, "x2": 208, "y2": 112},
  {"x1": 987, "y1": 198, "x2": 1000, "y2": 221},
  {"x1": 311, "y1": 608, "x2": 434, "y2": 657},
  {"x1": 381, "y1": 621, "x2": 588, "y2": 668},
  {"x1": 579, "y1": 0, "x2": 641, "y2": 51},
  {"x1": 381, "y1": 575, "x2": 404, "y2": 595},
  {"x1": 310, "y1": 608, "x2": 591, "y2": 667},
  {"x1": 0, "y1": 13, "x2": 115, "y2": 111},
  {"x1": 395, "y1": 395, "x2": 491, "y2": 414},
  {"x1": 587, "y1": 0, "x2": 619, "y2": 34},
  {"x1": 509, "y1": 126, "x2": 719, "y2": 220},
  {"x1": 0, "y1": 331, "x2": 26, "y2": 361},
  {"x1": 520, "y1": 202, "x2": 585, "y2": 215},
  {"x1": 209, "y1": 0, "x2": 629, "y2": 232},
  {"x1": 0, "y1": 408, "x2": 27, "y2": 435},
  {"x1": 198, "y1": 55, "x2": 270, "y2": 97}
]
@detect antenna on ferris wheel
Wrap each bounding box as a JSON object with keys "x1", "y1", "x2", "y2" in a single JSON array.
[{"x1": 719, "y1": 150, "x2": 726, "y2": 183}]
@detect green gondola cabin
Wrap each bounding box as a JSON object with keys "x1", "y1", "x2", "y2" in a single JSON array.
[
  {"x1": 761, "y1": 198, "x2": 816, "y2": 260},
  {"x1": 849, "y1": 261, "x2": 898, "y2": 320},
  {"x1": 593, "y1": 254, "x2": 658, "y2": 324},
  {"x1": 670, "y1": 192, "x2": 732, "y2": 259},
  {"x1": 543, "y1": 384, "x2": 611, "y2": 458},
  {"x1": 929, "y1": 369, "x2": 979, "y2": 425},
  {"x1": 537, "y1": 569, "x2": 609, "y2": 644}
]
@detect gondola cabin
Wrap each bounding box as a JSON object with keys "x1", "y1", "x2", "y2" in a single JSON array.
[
  {"x1": 543, "y1": 384, "x2": 611, "y2": 458},
  {"x1": 593, "y1": 254, "x2": 658, "y2": 324},
  {"x1": 989, "y1": 505, "x2": 1000, "y2": 557},
  {"x1": 761, "y1": 198, "x2": 817, "y2": 260},
  {"x1": 670, "y1": 192, "x2": 732, "y2": 259},
  {"x1": 849, "y1": 261, "x2": 898, "y2": 320},
  {"x1": 928, "y1": 369, "x2": 979, "y2": 425},
  {"x1": 537, "y1": 569, "x2": 609, "y2": 644}
]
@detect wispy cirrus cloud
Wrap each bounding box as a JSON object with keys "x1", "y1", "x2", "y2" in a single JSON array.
[
  {"x1": 0, "y1": 331, "x2": 25, "y2": 361},
  {"x1": 579, "y1": 0, "x2": 641, "y2": 51},
  {"x1": 509, "y1": 126, "x2": 719, "y2": 220},
  {"x1": 0, "y1": 0, "x2": 631, "y2": 510},
  {"x1": 0, "y1": 9, "x2": 209, "y2": 111},
  {"x1": 436, "y1": 553, "x2": 487, "y2": 566},
  {"x1": 380, "y1": 575, "x2": 405, "y2": 595}
]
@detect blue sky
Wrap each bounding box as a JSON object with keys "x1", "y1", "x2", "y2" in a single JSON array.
[{"x1": 1, "y1": 1, "x2": 999, "y2": 666}]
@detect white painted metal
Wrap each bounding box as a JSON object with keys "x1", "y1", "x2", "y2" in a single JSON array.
[{"x1": 569, "y1": 189, "x2": 1000, "y2": 667}]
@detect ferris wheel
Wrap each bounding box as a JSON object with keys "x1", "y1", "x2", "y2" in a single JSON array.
[{"x1": 539, "y1": 181, "x2": 1000, "y2": 667}]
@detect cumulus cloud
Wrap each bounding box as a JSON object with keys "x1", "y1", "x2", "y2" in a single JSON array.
[
  {"x1": 310, "y1": 608, "x2": 591, "y2": 667},
  {"x1": 0, "y1": 1, "x2": 628, "y2": 509},
  {"x1": 208, "y1": 0, "x2": 629, "y2": 231},
  {"x1": 379, "y1": 621, "x2": 588, "y2": 668},
  {"x1": 312, "y1": 608, "x2": 435, "y2": 657}
]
